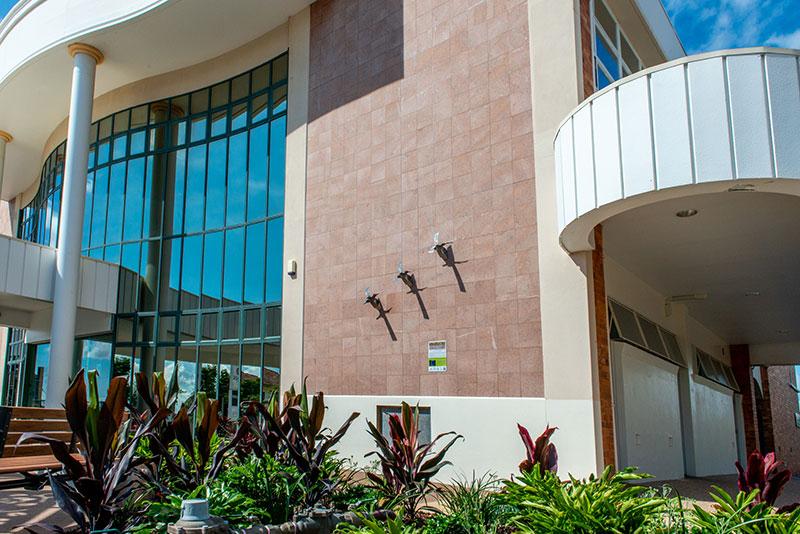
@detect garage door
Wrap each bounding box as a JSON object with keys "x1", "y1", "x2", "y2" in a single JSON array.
[{"x1": 612, "y1": 341, "x2": 685, "y2": 481}]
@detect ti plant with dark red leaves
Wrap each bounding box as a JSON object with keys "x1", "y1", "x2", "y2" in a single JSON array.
[
  {"x1": 258, "y1": 382, "x2": 360, "y2": 505},
  {"x1": 150, "y1": 391, "x2": 251, "y2": 491},
  {"x1": 244, "y1": 385, "x2": 305, "y2": 461},
  {"x1": 517, "y1": 424, "x2": 558, "y2": 476},
  {"x1": 17, "y1": 369, "x2": 171, "y2": 534},
  {"x1": 735, "y1": 450, "x2": 800, "y2": 513},
  {"x1": 366, "y1": 401, "x2": 463, "y2": 520}
]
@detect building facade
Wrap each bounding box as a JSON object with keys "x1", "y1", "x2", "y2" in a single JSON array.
[{"x1": 0, "y1": 0, "x2": 798, "y2": 479}]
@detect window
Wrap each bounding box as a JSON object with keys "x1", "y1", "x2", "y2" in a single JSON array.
[
  {"x1": 608, "y1": 299, "x2": 685, "y2": 366},
  {"x1": 12, "y1": 54, "x2": 289, "y2": 411},
  {"x1": 695, "y1": 347, "x2": 738, "y2": 391},
  {"x1": 378, "y1": 405, "x2": 431, "y2": 443},
  {"x1": 592, "y1": 0, "x2": 643, "y2": 90}
]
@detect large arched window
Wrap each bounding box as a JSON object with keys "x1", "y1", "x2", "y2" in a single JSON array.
[{"x1": 15, "y1": 53, "x2": 288, "y2": 413}]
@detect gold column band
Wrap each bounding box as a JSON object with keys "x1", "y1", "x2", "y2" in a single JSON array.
[{"x1": 68, "y1": 43, "x2": 104, "y2": 65}]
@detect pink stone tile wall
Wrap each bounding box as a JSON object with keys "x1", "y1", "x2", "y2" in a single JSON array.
[{"x1": 304, "y1": 0, "x2": 543, "y2": 398}]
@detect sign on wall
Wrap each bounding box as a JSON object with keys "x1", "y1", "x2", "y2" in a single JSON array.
[{"x1": 428, "y1": 340, "x2": 447, "y2": 372}]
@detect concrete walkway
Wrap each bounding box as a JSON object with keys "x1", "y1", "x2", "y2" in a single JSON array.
[{"x1": 0, "y1": 476, "x2": 73, "y2": 532}]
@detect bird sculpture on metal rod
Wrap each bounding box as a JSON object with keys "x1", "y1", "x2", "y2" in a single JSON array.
[
  {"x1": 363, "y1": 288, "x2": 384, "y2": 313},
  {"x1": 395, "y1": 262, "x2": 416, "y2": 291},
  {"x1": 428, "y1": 232, "x2": 453, "y2": 264}
]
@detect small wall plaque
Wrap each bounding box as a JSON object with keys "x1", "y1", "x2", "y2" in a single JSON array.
[{"x1": 428, "y1": 340, "x2": 447, "y2": 372}]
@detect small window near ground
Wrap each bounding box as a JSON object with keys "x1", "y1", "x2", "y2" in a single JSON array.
[{"x1": 378, "y1": 405, "x2": 431, "y2": 443}]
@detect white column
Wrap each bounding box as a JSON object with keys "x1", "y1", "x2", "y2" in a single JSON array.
[
  {"x1": 0, "y1": 131, "x2": 12, "y2": 199},
  {"x1": 46, "y1": 43, "x2": 103, "y2": 408}
]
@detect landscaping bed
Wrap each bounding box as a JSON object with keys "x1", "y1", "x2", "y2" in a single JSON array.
[{"x1": 13, "y1": 370, "x2": 800, "y2": 534}]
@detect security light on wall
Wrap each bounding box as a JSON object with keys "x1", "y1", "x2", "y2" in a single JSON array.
[
  {"x1": 664, "y1": 293, "x2": 707, "y2": 317},
  {"x1": 287, "y1": 259, "x2": 297, "y2": 277}
]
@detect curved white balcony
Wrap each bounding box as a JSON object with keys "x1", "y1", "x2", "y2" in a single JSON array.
[{"x1": 554, "y1": 48, "x2": 800, "y2": 252}]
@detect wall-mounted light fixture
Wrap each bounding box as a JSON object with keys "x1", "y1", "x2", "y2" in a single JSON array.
[
  {"x1": 428, "y1": 232, "x2": 453, "y2": 263},
  {"x1": 287, "y1": 259, "x2": 297, "y2": 278},
  {"x1": 363, "y1": 288, "x2": 384, "y2": 313},
  {"x1": 395, "y1": 262, "x2": 416, "y2": 290}
]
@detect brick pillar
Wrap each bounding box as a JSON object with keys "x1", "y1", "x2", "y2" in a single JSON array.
[
  {"x1": 759, "y1": 366, "x2": 775, "y2": 453},
  {"x1": 592, "y1": 225, "x2": 615, "y2": 467},
  {"x1": 731, "y1": 345, "x2": 758, "y2": 455},
  {"x1": 579, "y1": 0, "x2": 594, "y2": 99}
]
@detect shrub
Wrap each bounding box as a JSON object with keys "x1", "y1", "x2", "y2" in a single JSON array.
[
  {"x1": 18, "y1": 370, "x2": 170, "y2": 534},
  {"x1": 689, "y1": 486, "x2": 800, "y2": 534},
  {"x1": 251, "y1": 382, "x2": 360, "y2": 506},
  {"x1": 366, "y1": 402, "x2": 463, "y2": 520},
  {"x1": 736, "y1": 451, "x2": 800, "y2": 513},
  {"x1": 428, "y1": 474, "x2": 508, "y2": 534},
  {"x1": 502, "y1": 465, "x2": 666, "y2": 534}
]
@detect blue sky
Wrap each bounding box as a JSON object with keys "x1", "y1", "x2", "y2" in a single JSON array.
[{"x1": 664, "y1": 0, "x2": 800, "y2": 54}]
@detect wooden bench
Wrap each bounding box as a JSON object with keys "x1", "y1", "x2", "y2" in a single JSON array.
[{"x1": 0, "y1": 406, "x2": 82, "y2": 490}]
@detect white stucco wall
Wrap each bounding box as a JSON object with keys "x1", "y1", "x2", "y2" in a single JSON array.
[
  {"x1": 324, "y1": 395, "x2": 598, "y2": 480},
  {"x1": 612, "y1": 342, "x2": 684, "y2": 481}
]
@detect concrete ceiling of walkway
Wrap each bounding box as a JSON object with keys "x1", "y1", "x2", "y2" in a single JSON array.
[
  {"x1": 0, "y1": 0, "x2": 312, "y2": 201},
  {"x1": 603, "y1": 191, "x2": 800, "y2": 346}
]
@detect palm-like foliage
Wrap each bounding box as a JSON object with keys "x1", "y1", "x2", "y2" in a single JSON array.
[
  {"x1": 17, "y1": 370, "x2": 171, "y2": 533},
  {"x1": 256, "y1": 382, "x2": 360, "y2": 505},
  {"x1": 366, "y1": 402, "x2": 462, "y2": 520}
]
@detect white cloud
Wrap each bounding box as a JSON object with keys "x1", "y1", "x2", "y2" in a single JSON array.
[{"x1": 766, "y1": 29, "x2": 800, "y2": 49}]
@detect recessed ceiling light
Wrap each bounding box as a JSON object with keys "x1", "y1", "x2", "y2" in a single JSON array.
[
  {"x1": 745, "y1": 291, "x2": 760, "y2": 297},
  {"x1": 676, "y1": 209, "x2": 698, "y2": 218},
  {"x1": 776, "y1": 329, "x2": 790, "y2": 334}
]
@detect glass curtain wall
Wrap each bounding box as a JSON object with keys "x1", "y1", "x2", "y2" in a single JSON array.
[{"x1": 13, "y1": 54, "x2": 288, "y2": 413}]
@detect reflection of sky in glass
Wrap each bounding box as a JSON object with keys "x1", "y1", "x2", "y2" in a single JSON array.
[
  {"x1": 34, "y1": 344, "x2": 49, "y2": 406},
  {"x1": 15, "y1": 56, "x2": 288, "y2": 407},
  {"x1": 81, "y1": 340, "x2": 113, "y2": 401}
]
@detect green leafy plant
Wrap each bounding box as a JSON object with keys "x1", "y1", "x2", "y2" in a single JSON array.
[
  {"x1": 517, "y1": 424, "x2": 557, "y2": 475},
  {"x1": 366, "y1": 402, "x2": 463, "y2": 520},
  {"x1": 502, "y1": 465, "x2": 665, "y2": 534},
  {"x1": 217, "y1": 455, "x2": 310, "y2": 524},
  {"x1": 689, "y1": 486, "x2": 800, "y2": 534},
  {"x1": 150, "y1": 390, "x2": 251, "y2": 490},
  {"x1": 255, "y1": 382, "x2": 360, "y2": 505},
  {"x1": 132, "y1": 480, "x2": 269, "y2": 532},
  {"x1": 427, "y1": 474, "x2": 508, "y2": 534},
  {"x1": 18, "y1": 370, "x2": 170, "y2": 534},
  {"x1": 337, "y1": 510, "x2": 418, "y2": 534},
  {"x1": 736, "y1": 451, "x2": 800, "y2": 513}
]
